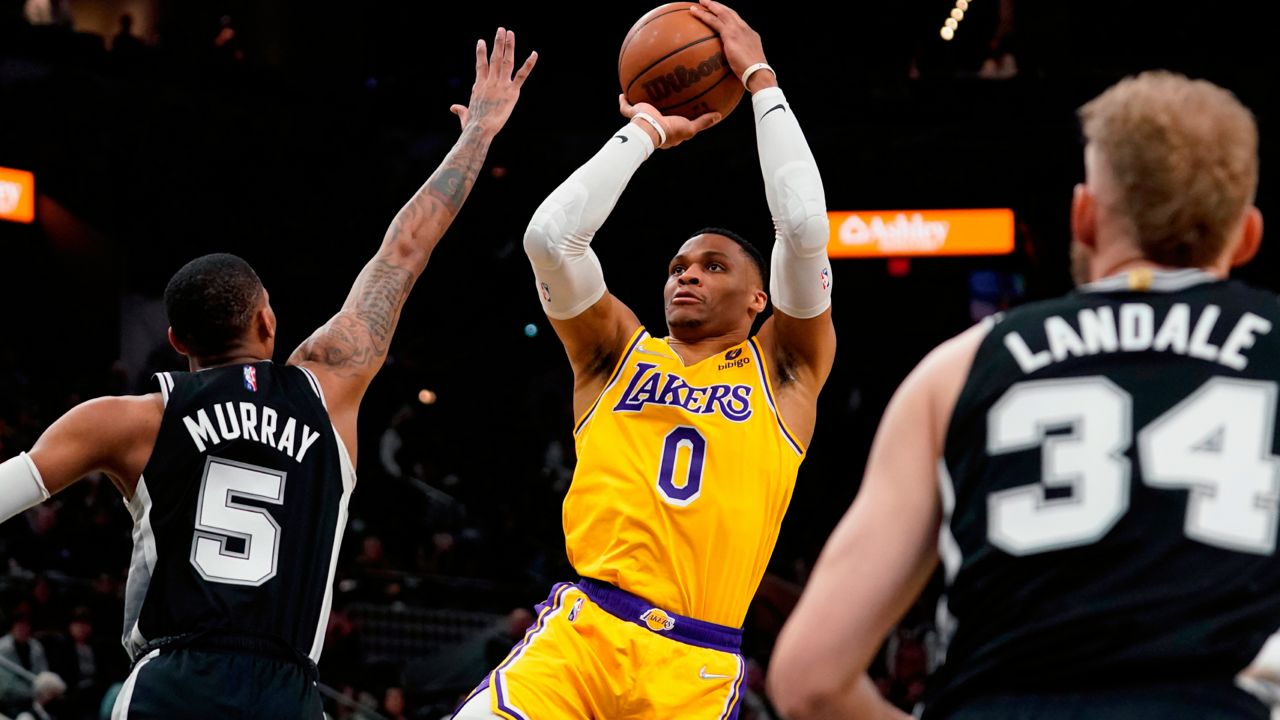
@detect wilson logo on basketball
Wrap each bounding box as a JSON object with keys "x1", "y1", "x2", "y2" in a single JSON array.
[{"x1": 641, "y1": 52, "x2": 728, "y2": 103}]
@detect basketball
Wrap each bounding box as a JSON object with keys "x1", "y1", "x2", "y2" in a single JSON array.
[{"x1": 619, "y1": 2, "x2": 744, "y2": 121}]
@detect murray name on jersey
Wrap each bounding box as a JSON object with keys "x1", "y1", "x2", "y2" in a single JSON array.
[
  {"x1": 181, "y1": 401, "x2": 322, "y2": 462},
  {"x1": 1002, "y1": 301, "x2": 1273, "y2": 374}
]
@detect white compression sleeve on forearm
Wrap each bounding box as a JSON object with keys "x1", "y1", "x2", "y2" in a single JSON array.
[
  {"x1": 754, "y1": 87, "x2": 832, "y2": 319},
  {"x1": 0, "y1": 452, "x2": 50, "y2": 523},
  {"x1": 523, "y1": 122, "x2": 655, "y2": 320}
]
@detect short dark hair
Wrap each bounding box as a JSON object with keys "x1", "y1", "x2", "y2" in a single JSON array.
[
  {"x1": 689, "y1": 227, "x2": 768, "y2": 289},
  {"x1": 164, "y1": 253, "x2": 264, "y2": 357}
]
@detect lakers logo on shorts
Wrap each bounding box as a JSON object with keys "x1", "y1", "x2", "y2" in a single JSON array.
[{"x1": 640, "y1": 608, "x2": 676, "y2": 632}]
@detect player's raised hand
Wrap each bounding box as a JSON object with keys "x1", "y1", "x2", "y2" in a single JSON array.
[
  {"x1": 450, "y1": 27, "x2": 538, "y2": 133},
  {"x1": 618, "y1": 94, "x2": 720, "y2": 150},
  {"x1": 688, "y1": 0, "x2": 772, "y2": 88}
]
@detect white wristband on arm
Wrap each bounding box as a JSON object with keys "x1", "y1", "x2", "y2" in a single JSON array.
[
  {"x1": 631, "y1": 112, "x2": 667, "y2": 148},
  {"x1": 741, "y1": 62, "x2": 775, "y2": 89},
  {"x1": 0, "y1": 452, "x2": 51, "y2": 524}
]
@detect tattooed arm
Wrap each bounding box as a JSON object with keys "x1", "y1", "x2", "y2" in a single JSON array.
[{"x1": 289, "y1": 28, "x2": 537, "y2": 461}]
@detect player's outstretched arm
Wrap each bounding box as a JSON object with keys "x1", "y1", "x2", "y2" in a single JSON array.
[
  {"x1": 767, "y1": 325, "x2": 986, "y2": 719},
  {"x1": 2, "y1": 394, "x2": 163, "y2": 521},
  {"x1": 694, "y1": 0, "x2": 836, "y2": 445},
  {"x1": 523, "y1": 96, "x2": 718, "y2": 418},
  {"x1": 291, "y1": 29, "x2": 536, "y2": 435}
]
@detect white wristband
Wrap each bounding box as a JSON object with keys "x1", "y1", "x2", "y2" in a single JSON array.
[
  {"x1": 741, "y1": 62, "x2": 775, "y2": 89},
  {"x1": 631, "y1": 112, "x2": 667, "y2": 148},
  {"x1": 0, "y1": 452, "x2": 51, "y2": 524}
]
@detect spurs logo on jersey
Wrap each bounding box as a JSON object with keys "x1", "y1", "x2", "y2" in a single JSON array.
[
  {"x1": 566, "y1": 329, "x2": 803, "y2": 628},
  {"x1": 926, "y1": 270, "x2": 1280, "y2": 718}
]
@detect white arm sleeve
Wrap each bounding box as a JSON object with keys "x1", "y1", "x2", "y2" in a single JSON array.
[
  {"x1": 523, "y1": 122, "x2": 655, "y2": 320},
  {"x1": 754, "y1": 87, "x2": 833, "y2": 319},
  {"x1": 0, "y1": 452, "x2": 51, "y2": 524}
]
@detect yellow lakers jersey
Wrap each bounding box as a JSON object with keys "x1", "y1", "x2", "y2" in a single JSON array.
[{"x1": 565, "y1": 328, "x2": 805, "y2": 628}]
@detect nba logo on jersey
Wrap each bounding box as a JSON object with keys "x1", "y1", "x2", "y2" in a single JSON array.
[
  {"x1": 568, "y1": 597, "x2": 584, "y2": 623},
  {"x1": 820, "y1": 267, "x2": 831, "y2": 290},
  {"x1": 640, "y1": 608, "x2": 676, "y2": 632},
  {"x1": 541, "y1": 282, "x2": 551, "y2": 302},
  {"x1": 243, "y1": 365, "x2": 257, "y2": 392}
]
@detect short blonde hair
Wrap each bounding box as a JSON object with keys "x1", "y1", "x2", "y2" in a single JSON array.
[{"x1": 1079, "y1": 70, "x2": 1258, "y2": 267}]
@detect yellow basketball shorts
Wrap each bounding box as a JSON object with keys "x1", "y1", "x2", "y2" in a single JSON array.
[{"x1": 462, "y1": 579, "x2": 747, "y2": 719}]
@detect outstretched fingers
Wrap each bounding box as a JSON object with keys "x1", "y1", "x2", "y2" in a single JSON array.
[
  {"x1": 513, "y1": 50, "x2": 538, "y2": 87},
  {"x1": 500, "y1": 29, "x2": 516, "y2": 76},
  {"x1": 474, "y1": 38, "x2": 489, "y2": 81},
  {"x1": 492, "y1": 27, "x2": 506, "y2": 68}
]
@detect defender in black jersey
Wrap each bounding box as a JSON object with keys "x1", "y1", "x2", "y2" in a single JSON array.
[
  {"x1": 0, "y1": 30, "x2": 537, "y2": 720},
  {"x1": 770, "y1": 72, "x2": 1273, "y2": 719}
]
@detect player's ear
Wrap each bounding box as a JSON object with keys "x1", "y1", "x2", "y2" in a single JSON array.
[
  {"x1": 1071, "y1": 183, "x2": 1098, "y2": 250},
  {"x1": 167, "y1": 327, "x2": 191, "y2": 357},
  {"x1": 256, "y1": 292, "x2": 277, "y2": 343},
  {"x1": 750, "y1": 288, "x2": 767, "y2": 315},
  {"x1": 1229, "y1": 205, "x2": 1263, "y2": 269}
]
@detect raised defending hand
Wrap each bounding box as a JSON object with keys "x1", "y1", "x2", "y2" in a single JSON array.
[
  {"x1": 450, "y1": 28, "x2": 538, "y2": 133},
  {"x1": 688, "y1": 0, "x2": 774, "y2": 89},
  {"x1": 617, "y1": 94, "x2": 720, "y2": 150}
]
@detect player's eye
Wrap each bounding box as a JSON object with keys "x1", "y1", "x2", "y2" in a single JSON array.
[
  {"x1": 670, "y1": 265, "x2": 685, "y2": 275},
  {"x1": 708, "y1": 263, "x2": 723, "y2": 271}
]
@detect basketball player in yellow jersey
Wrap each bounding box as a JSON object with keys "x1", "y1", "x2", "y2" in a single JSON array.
[{"x1": 451, "y1": 3, "x2": 835, "y2": 719}]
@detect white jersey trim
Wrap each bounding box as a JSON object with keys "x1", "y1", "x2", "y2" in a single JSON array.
[
  {"x1": 111, "y1": 647, "x2": 160, "y2": 720},
  {"x1": 307, "y1": 423, "x2": 356, "y2": 662},
  {"x1": 122, "y1": 476, "x2": 158, "y2": 661},
  {"x1": 297, "y1": 366, "x2": 327, "y2": 409},
  {"x1": 155, "y1": 372, "x2": 175, "y2": 406},
  {"x1": 1080, "y1": 268, "x2": 1217, "y2": 294}
]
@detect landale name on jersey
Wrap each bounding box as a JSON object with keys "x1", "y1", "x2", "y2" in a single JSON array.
[
  {"x1": 613, "y1": 362, "x2": 753, "y2": 421},
  {"x1": 183, "y1": 402, "x2": 322, "y2": 462},
  {"x1": 1004, "y1": 302, "x2": 1273, "y2": 373}
]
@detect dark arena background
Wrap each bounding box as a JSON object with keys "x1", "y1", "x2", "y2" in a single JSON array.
[{"x1": 0, "y1": 1, "x2": 1274, "y2": 718}]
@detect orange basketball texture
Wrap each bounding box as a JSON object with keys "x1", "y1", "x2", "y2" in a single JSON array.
[{"x1": 619, "y1": 2, "x2": 745, "y2": 121}]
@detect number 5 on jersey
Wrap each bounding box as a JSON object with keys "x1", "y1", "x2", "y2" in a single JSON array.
[{"x1": 190, "y1": 457, "x2": 287, "y2": 586}]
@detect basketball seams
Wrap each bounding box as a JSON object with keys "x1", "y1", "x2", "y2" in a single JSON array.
[{"x1": 618, "y1": 3, "x2": 698, "y2": 77}]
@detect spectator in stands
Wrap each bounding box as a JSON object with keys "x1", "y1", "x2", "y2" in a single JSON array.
[
  {"x1": 45, "y1": 606, "x2": 115, "y2": 719},
  {"x1": 381, "y1": 686, "x2": 408, "y2": 720},
  {"x1": 0, "y1": 614, "x2": 49, "y2": 711},
  {"x1": 110, "y1": 13, "x2": 143, "y2": 59},
  {"x1": 15, "y1": 670, "x2": 66, "y2": 720}
]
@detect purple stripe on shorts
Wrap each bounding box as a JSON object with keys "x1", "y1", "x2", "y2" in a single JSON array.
[
  {"x1": 492, "y1": 582, "x2": 573, "y2": 720},
  {"x1": 576, "y1": 578, "x2": 742, "y2": 653},
  {"x1": 722, "y1": 655, "x2": 746, "y2": 720}
]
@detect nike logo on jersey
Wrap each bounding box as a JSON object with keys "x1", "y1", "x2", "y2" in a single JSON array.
[
  {"x1": 613, "y1": 362, "x2": 753, "y2": 421},
  {"x1": 183, "y1": 402, "x2": 322, "y2": 463},
  {"x1": 634, "y1": 346, "x2": 674, "y2": 359},
  {"x1": 761, "y1": 103, "x2": 786, "y2": 120},
  {"x1": 699, "y1": 666, "x2": 734, "y2": 680}
]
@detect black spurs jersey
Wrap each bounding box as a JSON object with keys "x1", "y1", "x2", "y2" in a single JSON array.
[
  {"x1": 928, "y1": 269, "x2": 1280, "y2": 716},
  {"x1": 122, "y1": 361, "x2": 354, "y2": 664}
]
